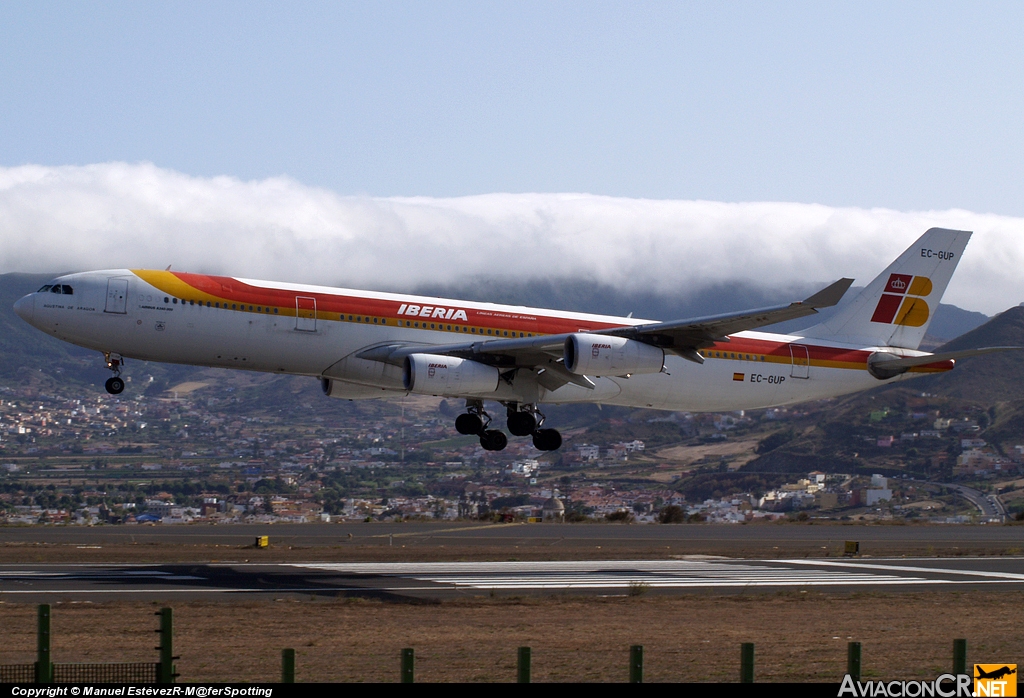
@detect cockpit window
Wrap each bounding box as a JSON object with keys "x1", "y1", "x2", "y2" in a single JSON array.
[
  {"x1": 50, "y1": 286, "x2": 62, "y2": 294},
  {"x1": 61, "y1": 285, "x2": 73, "y2": 295},
  {"x1": 37, "y1": 285, "x2": 52, "y2": 293}
]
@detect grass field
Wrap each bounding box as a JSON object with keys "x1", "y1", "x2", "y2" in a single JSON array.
[{"x1": 0, "y1": 592, "x2": 1020, "y2": 682}]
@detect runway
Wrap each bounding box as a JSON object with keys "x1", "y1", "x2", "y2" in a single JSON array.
[{"x1": 2, "y1": 557, "x2": 1023, "y2": 601}]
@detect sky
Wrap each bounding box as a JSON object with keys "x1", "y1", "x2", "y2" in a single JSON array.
[{"x1": 2, "y1": 2, "x2": 1023, "y2": 313}]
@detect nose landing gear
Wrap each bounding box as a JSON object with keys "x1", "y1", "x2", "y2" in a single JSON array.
[{"x1": 103, "y1": 353, "x2": 125, "y2": 395}]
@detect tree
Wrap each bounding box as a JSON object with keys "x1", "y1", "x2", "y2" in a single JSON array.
[
  {"x1": 606, "y1": 510, "x2": 634, "y2": 523},
  {"x1": 658, "y1": 505, "x2": 686, "y2": 524}
]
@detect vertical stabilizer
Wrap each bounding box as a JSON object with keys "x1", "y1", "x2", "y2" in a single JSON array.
[{"x1": 801, "y1": 228, "x2": 971, "y2": 349}]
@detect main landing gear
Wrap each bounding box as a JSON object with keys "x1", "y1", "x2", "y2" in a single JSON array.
[
  {"x1": 453, "y1": 401, "x2": 562, "y2": 452},
  {"x1": 455, "y1": 401, "x2": 508, "y2": 452},
  {"x1": 103, "y1": 353, "x2": 125, "y2": 395}
]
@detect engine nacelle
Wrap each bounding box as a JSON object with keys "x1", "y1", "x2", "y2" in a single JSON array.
[
  {"x1": 403, "y1": 353, "x2": 501, "y2": 396},
  {"x1": 564, "y1": 334, "x2": 665, "y2": 376}
]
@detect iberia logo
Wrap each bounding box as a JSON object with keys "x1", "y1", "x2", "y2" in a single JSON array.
[
  {"x1": 975, "y1": 664, "x2": 1017, "y2": 697},
  {"x1": 870, "y1": 274, "x2": 933, "y2": 327}
]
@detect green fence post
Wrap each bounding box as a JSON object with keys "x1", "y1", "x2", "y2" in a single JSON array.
[
  {"x1": 629, "y1": 645, "x2": 643, "y2": 684},
  {"x1": 35, "y1": 604, "x2": 52, "y2": 684},
  {"x1": 517, "y1": 646, "x2": 531, "y2": 684},
  {"x1": 156, "y1": 608, "x2": 176, "y2": 684},
  {"x1": 281, "y1": 649, "x2": 295, "y2": 683},
  {"x1": 740, "y1": 643, "x2": 755, "y2": 683},
  {"x1": 953, "y1": 639, "x2": 967, "y2": 676},
  {"x1": 847, "y1": 642, "x2": 862, "y2": 681},
  {"x1": 401, "y1": 648, "x2": 414, "y2": 683}
]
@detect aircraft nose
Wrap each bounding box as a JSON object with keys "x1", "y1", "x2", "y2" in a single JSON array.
[{"x1": 13, "y1": 294, "x2": 34, "y2": 323}]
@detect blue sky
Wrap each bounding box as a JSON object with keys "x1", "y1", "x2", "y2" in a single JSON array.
[
  {"x1": 3, "y1": 1, "x2": 1023, "y2": 213},
  {"x1": 3, "y1": 2, "x2": 1024, "y2": 314}
]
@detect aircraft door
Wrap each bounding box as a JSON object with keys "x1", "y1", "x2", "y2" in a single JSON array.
[
  {"x1": 104, "y1": 278, "x2": 129, "y2": 314},
  {"x1": 789, "y1": 344, "x2": 810, "y2": 379},
  {"x1": 295, "y1": 296, "x2": 317, "y2": 331}
]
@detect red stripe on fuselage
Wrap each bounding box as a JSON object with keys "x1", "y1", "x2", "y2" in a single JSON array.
[
  {"x1": 162, "y1": 272, "x2": 953, "y2": 373},
  {"x1": 168, "y1": 272, "x2": 626, "y2": 335}
]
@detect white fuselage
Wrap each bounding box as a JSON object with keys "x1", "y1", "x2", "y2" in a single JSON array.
[{"x1": 14, "y1": 269, "x2": 940, "y2": 412}]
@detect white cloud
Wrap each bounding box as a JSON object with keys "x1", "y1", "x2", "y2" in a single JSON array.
[{"x1": 1, "y1": 162, "x2": 1022, "y2": 314}]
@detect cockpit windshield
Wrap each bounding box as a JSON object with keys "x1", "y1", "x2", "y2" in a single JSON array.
[{"x1": 38, "y1": 284, "x2": 73, "y2": 295}]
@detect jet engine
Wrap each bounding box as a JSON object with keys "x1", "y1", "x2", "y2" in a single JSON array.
[
  {"x1": 403, "y1": 353, "x2": 500, "y2": 396},
  {"x1": 564, "y1": 334, "x2": 664, "y2": 376}
]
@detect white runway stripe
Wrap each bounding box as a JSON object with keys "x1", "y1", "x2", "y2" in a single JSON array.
[{"x1": 291, "y1": 559, "x2": 938, "y2": 590}]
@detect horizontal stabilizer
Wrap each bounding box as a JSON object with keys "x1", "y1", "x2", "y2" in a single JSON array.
[{"x1": 867, "y1": 346, "x2": 1022, "y2": 379}]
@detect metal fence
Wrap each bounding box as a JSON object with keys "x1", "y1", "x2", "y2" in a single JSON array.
[
  {"x1": 1, "y1": 662, "x2": 159, "y2": 684},
  {"x1": 0, "y1": 663, "x2": 36, "y2": 683},
  {"x1": 55, "y1": 663, "x2": 160, "y2": 683},
  {"x1": 6, "y1": 605, "x2": 175, "y2": 685}
]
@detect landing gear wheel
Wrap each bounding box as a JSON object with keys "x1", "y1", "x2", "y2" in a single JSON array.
[
  {"x1": 456, "y1": 413, "x2": 484, "y2": 435},
  {"x1": 480, "y1": 430, "x2": 508, "y2": 451},
  {"x1": 532, "y1": 428, "x2": 562, "y2": 451},
  {"x1": 507, "y1": 410, "x2": 537, "y2": 436},
  {"x1": 104, "y1": 376, "x2": 125, "y2": 395}
]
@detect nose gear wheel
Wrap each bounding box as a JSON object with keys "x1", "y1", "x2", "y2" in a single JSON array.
[{"x1": 103, "y1": 353, "x2": 125, "y2": 395}]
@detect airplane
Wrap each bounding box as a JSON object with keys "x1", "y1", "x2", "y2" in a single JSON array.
[
  {"x1": 975, "y1": 666, "x2": 1017, "y2": 680},
  {"x1": 12, "y1": 227, "x2": 1015, "y2": 452}
]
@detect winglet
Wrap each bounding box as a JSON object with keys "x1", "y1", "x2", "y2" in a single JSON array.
[{"x1": 801, "y1": 278, "x2": 854, "y2": 309}]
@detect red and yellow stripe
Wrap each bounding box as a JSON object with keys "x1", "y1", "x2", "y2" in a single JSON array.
[{"x1": 132, "y1": 270, "x2": 954, "y2": 375}]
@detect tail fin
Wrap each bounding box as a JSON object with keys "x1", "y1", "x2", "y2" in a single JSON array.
[{"x1": 801, "y1": 228, "x2": 972, "y2": 349}]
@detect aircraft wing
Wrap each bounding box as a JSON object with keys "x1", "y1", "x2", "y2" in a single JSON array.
[
  {"x1": 598, "y1": 277, "x2": 854, "y2": 363},
  {"x1": 357, "y1": 278, "x2": 853, "y2": 390}
]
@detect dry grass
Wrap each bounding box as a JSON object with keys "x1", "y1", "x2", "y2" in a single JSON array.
[{"x1": 1, "y1": 591, "x2": 1020, "y2": 683}]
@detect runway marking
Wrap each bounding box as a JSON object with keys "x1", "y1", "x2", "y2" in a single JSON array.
[
  {"x1": 290, "y1": 559, "x2": 1024, "y2": 590},
  {"x1": 781, "y1": 559, "x2": 1024, "y2": 581}
]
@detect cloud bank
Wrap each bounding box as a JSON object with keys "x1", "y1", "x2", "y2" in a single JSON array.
[{"x1": 1, "y1": 162, "x2": 1022, "y2": 314}]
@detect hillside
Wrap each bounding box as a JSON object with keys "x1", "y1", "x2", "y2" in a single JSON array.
[
  {"x1": 737, "y1": 306, "x2": 1024, "y2": 475},
  {"x1": 911, "y1": 306, "x2": 1024, "y2": 402}
]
